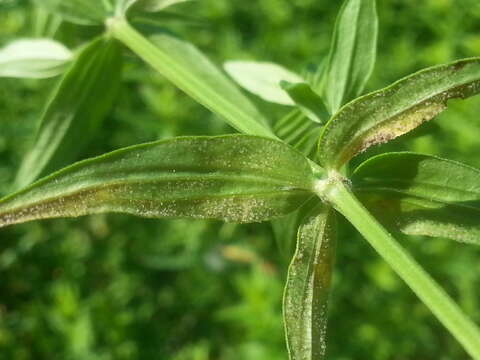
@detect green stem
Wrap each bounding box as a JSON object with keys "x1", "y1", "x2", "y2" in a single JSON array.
[
  {"x1": 106, "y1": 16, "x2": 274, "y2": 138},
  {"x1": 322, "y1": 180, "x2": 480, "y2": 359}
]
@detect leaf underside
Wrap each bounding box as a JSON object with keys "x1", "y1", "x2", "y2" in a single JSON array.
[
  {"x1": 0, "y1": 136, "x2": 315, "y2": 228},
  {"x1": 319, "y1": 57, "x2": 480, "y2": 170},
  {"x1": 353, "y1": 152, "x2": 480, "y2": 244},
  {"x1": 223, "y1": 60, "x2": 304, "y2": 106},
  {"x1": 284, "y1": 205, "x2": 336, "y2": 360}
]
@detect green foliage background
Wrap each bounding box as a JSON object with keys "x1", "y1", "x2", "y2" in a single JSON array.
[{"x1": 1, "y1": 0, "x2": 480, "y2": 359}]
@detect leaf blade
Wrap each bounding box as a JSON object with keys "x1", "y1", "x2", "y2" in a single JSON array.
[
  {"x1": 319, "y1": 57, "x2": 480, "y2": 169},
  {"x1": 0, "y1": 136, "x2": 315, "y2": 228},
  {"x1": 283, "y1": 205, "x2": 336, "y2": 360},
  {"x1": 0, "y1": 39, "x2": 72, "y2": 79},
  {"x1": 353, "y1": 152, "x2": 480, "y2": 244},
  {"x1": 224, "y1": 61, "x2": 304, "y2": 106},
  {"x1": 128, "y1": 0, "x2": 193, "y2": 13},
  {"x1": 15, "y1": 36, "x2": 123, "y2": 188},
  {"x1": 321, "y1": 0, "x2": 378, "y2": 113},
  {"x1": 281, "y1": 81, "x2": 330, "y2": 124}
]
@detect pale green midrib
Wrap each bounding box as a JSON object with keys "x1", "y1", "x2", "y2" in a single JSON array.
[
  {"x1": 110, "y1": 18, "x2": 274, "y2": 138},
  {"x1": 325, "y1": 181, "x2": 480, "y2": 360}
]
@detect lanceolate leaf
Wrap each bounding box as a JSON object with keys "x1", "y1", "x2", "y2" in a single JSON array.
[
  {"x1": 281, "y1": 81, "x2": 330, "y2": 124},
  {"x1": 129, "y1": 0, "x2": 193, "y2": 12},
  {"x1": 321, "y1": 0, "x2": 378, "y2": 113},
  {"x1": 224, "y1": 61, "x2": 304, "y2": 106},
  {"x1": 353, "y1": 152, "x2": 480, "y2": 244},
  {"x1": 110, "y1": 20, "x2": 274, "y2": 138},
  {"x1": 318, "y1": 57, "x2": 480, "y2": 170},
  {"x1": 0, "y1": 39, "x2": 72, "y2": 79},
  {"x1": 15, "y1": 37, "x2": 122, "y2": 188},
  {"x1": 34, "y1": 0, "x2": 111, "y2": 25},
  {"x1": 284, "y1": 205, "x2": 336, "y2": 360},
  {"x1": 0, "y1": 136, "x2": 315, "y2": 228}
]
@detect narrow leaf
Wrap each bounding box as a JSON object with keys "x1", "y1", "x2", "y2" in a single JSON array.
[
  {"x1": 281, "y1": 81, "x2": 330, "y2": 124},
  {"x1": 319, "y1": 57, "x2": 480, "y2": 170},
  {"x1": 321, "y1": 0, "x2": 378, "y2": 113},
  {"x1": 284, "y1": 205, "x2": 336, "y2": 360},
  {"x1": 224, "y1": 61, "x2": 304, "y2": 106},
  {"x1": 353, "y1": 152, "x2": 480, "y2": 244},
  {"x1": 323, "y1": 0, "x2": 378, "y2": 114},
  {"x1": 0, "y1": 136, "x2": 315, "y2": 228},
  {"x1": 0, "y1": 39, "x2": 72, "y2": 79},
  {"x1": 15, "y1": 37, "x2": 123, "y2": 188},
  {"x1": 110, "y1": 20, "x2": 274, "y2": 138},
  {"x1": 130, "y1": 0, "x2": 193, "y2": 12},
  {"x1": 34, "y1": 0, "x2": 111, "y2": 25}
]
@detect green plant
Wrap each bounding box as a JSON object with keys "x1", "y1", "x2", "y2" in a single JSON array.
[{"x1": 1, "y1": 0, "x2": 480, "y2": 359}]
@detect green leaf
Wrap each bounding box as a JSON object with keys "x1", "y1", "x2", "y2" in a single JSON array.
[
  {"x1": 318, "y1": 57, "x2": 480, "y2": 170},
  {"x1": 283, "y1": 205, "x2": 336, "y2": 360},
  {"x1": 128, "y1": 0, "x2": 193, "y2": 13},
  {"x1": 353, "y1": 152, "x2": 480, "y2": 244},
  {"x1": 271, "y1": 196, "x2": 318, "y2": 259},
  {"x1": 109, "y1": 20, "x2": 274, "y2": 138},
  {"x1": 224, "y1": 61, "x2": 304, "y2": 106},
  {"x1": 280, "y1": 81, "x2": 330, "y2": 124},
  {"x1": 0, "y1": 136, "x2": 315, "y2": 228},
  {"x1": 15, "y1": 37, "x2": 123, "y2": 188},
  {"x1": 0, "y1": 39, "x2": 72, "y2": 79},
  {"x1": 34, "y1": 0, "x2": 111, "y2": 25},
  {"x1": 321, "y1": 0, "x2": 378, "y2": 113},
  {"x1": 274, "y1": 110, "x2": 322, "y2": 157}
]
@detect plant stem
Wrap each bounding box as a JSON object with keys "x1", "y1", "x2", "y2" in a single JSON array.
[
  {"x1": 106, "y1": 17, "x2": 274, "y2": 138},
  {"x1": 323, "y1": 180, "x2": 480, "y2": 359}
]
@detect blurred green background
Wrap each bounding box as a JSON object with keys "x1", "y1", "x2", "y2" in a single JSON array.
[{"x1": 1, "y1": 0, "x2": 480, "y2": 359}]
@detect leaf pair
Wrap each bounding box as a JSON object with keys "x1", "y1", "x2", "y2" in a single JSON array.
[{"x1": 224, "y1": 0, "x2": 378, "y2": 147}]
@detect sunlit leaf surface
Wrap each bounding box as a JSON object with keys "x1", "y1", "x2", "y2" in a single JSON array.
[
  {"x1": 0, "y1": 39, "x2": 72, "y2": 79},
  {"x1": 319, "y1": 57, "x2": 480, "y2": 170},
  {"x1": 321, "y1": 0, "x2": 378, "y2": 113},
  {"x1": 1, "y1": 136, "x2": 315, "y2": 228},
  {"x1": 224, "y1": 61, "x2": 304, "y2": 106}
]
